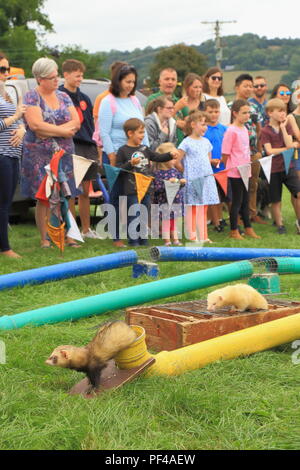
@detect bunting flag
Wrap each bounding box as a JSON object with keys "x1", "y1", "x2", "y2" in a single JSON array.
[
  {"x1": 35, "y1": 149, "x2": 90, "y2": 252},
  {"x1": 164, "y1": 180, "x2": 181, "y2": 206},
  {"x1": 134, "y1": 172, "x2": 153, "y2": 203},
  {"x1": 72, "y1": 154, "x2": 94, "y2": 188},
  {"x1": 192, "y1": 177, "x2": 205, "y2": 203},
  {"x1": 282, "y1": 148, "x2": 294, "y2": 175},
  {"x1": 259, "y1": 156, "x2": 272, "y2": 183},
  {"x1": 35, "y1": 174, "x2": 49, "y2": 205},
  {"x1": 214, "y1": 169, "x2": 229, "y2": 195},
  {"x1": 66, "y1": 210, "x2": 84, "y2": 243},
  {"x1": 50, "y1": 148, "x2": 65, "y2": 178},
  {"x1": 103, "y1": 163, "x2": 122, "y2": 191},
  {"x1": 47, "y1": 221, "x2": 65, "y2": 254},
  {"x1": 237, "y1": 164, "x2": 251, "y2": 190}
]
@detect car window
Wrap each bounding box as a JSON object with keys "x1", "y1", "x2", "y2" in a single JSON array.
[{"x1": 5, "y1": 83, "x2": 19, "y2": 106}]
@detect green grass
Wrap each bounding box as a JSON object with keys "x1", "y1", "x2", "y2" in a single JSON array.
[{"x1": 1, "y1": 188, "x2": 300, "y2": 450}]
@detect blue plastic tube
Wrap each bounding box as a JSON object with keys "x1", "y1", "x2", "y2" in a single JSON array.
[
  {"x1": 150, "y1": 246, "x2": 300, "y2": 262},
  {"x1": 0, "y1": 250, "x2": 137, "y2": 291},
  {"x1": 0, "y1": 259, "x2": 254, "y2": 330}
]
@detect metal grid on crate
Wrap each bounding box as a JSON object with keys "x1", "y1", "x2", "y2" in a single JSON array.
[{"x1": 249, "y1": 257, "x2": 293, "y2": 275}]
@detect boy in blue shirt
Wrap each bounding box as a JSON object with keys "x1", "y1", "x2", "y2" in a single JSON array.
[{"x1": 204, "y1": 99, "x2": 228, "y2": 232}]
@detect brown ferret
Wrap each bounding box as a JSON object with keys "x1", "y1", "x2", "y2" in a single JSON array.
[
  {"x1": 45, "y1": 321, "x2": 137, "y2": 390},
  {"x1": 207, "y1": 284, "x2": 268, "y2": 312}
]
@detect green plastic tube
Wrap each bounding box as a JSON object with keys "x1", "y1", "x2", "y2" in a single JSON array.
[{"x1": 0, "y1": 260, "x2": 254, "y2": 330}]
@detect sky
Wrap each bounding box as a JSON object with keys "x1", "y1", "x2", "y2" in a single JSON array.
[{"x1": 43, "y1": 0, "x2": 299, "y2": 53}]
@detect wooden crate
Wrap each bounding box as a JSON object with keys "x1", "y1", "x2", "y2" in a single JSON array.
[{"x1": 126, "y1": 299, "x2": 300, "y2": 351}]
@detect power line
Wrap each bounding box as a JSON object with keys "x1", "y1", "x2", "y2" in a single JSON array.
[{"x1": 201, "y1": 20, "x2": 237, "y2": 68}]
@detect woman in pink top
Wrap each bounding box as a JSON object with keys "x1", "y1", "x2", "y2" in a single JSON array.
[{"x1": 222, "y1": 99, "x2": 261, "y2": 240}]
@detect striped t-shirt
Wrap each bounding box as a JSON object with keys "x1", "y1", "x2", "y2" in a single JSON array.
[{"x1": 0, "y1": 94, "x2": 22, "y2": 158}]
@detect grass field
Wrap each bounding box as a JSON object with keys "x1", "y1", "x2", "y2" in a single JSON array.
[
  {"x1": 223, "y1": 70, "x2": 288, "y2": 99},
  {"x1": 1, "y1": 187, "x2": 300, "y2": 450}
]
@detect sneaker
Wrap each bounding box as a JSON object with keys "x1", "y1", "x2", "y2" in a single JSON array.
[
  {"x1": 213, "y1": 225, "x2": 223, "y2": 233},
  {"x1": 296, "y1": 220, "x2": 300, "y2": 234},
  {"x1": 81, "y1": 228, "x2": 104, "y2": 240},
  {"x1": 277, "y1": 225, "x2": 287, "y2": 235}
]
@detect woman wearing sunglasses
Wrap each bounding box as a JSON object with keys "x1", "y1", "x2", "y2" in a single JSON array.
[
  {"x1": 270, "y1": 83, "x2": 300, "y2": 139},
  {"x1": 0, "y1": 52, "x2": 26, "y2": 258},
  {"x1": 270, "y1": 83, "x2": 293, "y2": 112},
  {"x1": 202, "y1": 67, "x2": 231, "y2": 125}
]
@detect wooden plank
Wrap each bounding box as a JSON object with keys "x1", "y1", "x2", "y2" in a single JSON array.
[{"x1": 69, "y1": 357, "x2": 155, "y2": 398}]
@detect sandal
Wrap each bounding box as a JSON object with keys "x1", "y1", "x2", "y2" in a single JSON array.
[
  {"x1": 66, "y1": 242, "x2": 81, "y2": 248},
  {"x1": 172, "y1": 240, "x2": 182, "y2": 246}
]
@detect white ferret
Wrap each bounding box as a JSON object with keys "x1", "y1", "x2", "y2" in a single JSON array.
[{"x1": 207, "y1": 284, "x2": 268, "y2": 312}]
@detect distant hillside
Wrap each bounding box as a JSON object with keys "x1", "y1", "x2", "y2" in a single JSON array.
[
  {"x1": 100, "y1": 34, "x2": 300, "y2": 86},
  {"x1": 223, "y1": 70, "x2": 287, "y2": 98}
]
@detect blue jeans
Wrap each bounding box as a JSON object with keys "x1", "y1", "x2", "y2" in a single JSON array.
[
  {"x1": 127, "y1": 193, "x2": 150, "y2": 246},
  {"x1": 0, "y1": 155, "x2": 19, "y2": 252}
]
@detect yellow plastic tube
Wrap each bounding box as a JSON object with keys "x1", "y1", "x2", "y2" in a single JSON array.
[{"x1": 116, "y1": 315, "x2": 300, "y2": 376}]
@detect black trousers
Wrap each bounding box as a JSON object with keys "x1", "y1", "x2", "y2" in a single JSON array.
[{"x1": 229, "y1": 177, "x2": 251, "y2": 230}]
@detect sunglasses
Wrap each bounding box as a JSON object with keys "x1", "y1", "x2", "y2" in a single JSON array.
[
  {"x1": 279, "y1": 91, "x2": 291, "y2": 96},
  {"x1": 210, "y1": 76, "x2": 222, "y2": 81},
  {"x1": 0, "y1": 66, "x2": 10, "y2": 74},
  {"x1": 253, "y1": 84, "x2": 266, "y2": 88}
]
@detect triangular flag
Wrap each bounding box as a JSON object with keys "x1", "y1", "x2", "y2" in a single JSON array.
[
  {"x1": 214, "y1": 170, "x2": 229, "y2": 195},
  {"x1": 103, "y1": 163, "x2": 122, "y2": 191},
  {"x1": 134, "y1": 172, "x2": 153, "y2": 203},
  {"x1": 282, "y1": 148, "x2": 294, "y2": 175},
  {"x1": 259, "y1": 156, "x2": 272, "y2": 183},
  {"x1": 35, "y1": 175, "x2": 50, "y2": 206},
  {"x1": 164, "y1": 180, "x2": 181, "y2": 206},
  {"x1": 50, "y1": 149, "x2": 65, "y2": 179},
  {"x1": 192, "y1": 177, "x2": 205, "y2": 203},
  {"x1": 294, "y1": 148, "x2": 299, "y2": 160},
  {"x1": 72, "y1": 154, "x2": 94, "y2": 188},
  {"x1": 237, "y1": 164, "x2": 251, "y2": 190},
  {"x1": 47, "y1": 221, "x2": 65, "y2": 253},
  {"x1": 66, "y1": 210, "x2": 84, "y2": 243}
]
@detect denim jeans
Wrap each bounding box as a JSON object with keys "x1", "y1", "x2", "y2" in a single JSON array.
[{"x1": 127, "y1": 193, "x2": 150, "y2": 246}]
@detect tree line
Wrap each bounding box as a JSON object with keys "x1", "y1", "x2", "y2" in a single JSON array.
[{"x1": 1, "y1": 2, "x2": 299, "y2": 86}]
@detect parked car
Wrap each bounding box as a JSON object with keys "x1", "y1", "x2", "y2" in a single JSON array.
[{"x1": 6, "y1": 78, "x2": 147, "y2": 216}]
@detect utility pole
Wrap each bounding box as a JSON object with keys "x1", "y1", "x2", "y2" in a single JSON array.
[{"x1": 202, "y1": 20, "x2": 237, "y2": 68}]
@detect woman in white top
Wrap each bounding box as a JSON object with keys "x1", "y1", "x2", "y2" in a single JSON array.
[{"x1": 202, "y1": 67, "x2": 230, "y2": 125}]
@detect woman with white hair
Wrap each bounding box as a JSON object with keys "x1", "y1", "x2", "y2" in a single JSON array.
[{"x1": 21, "y1": 58, "x2": 80, "y2": 248}]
